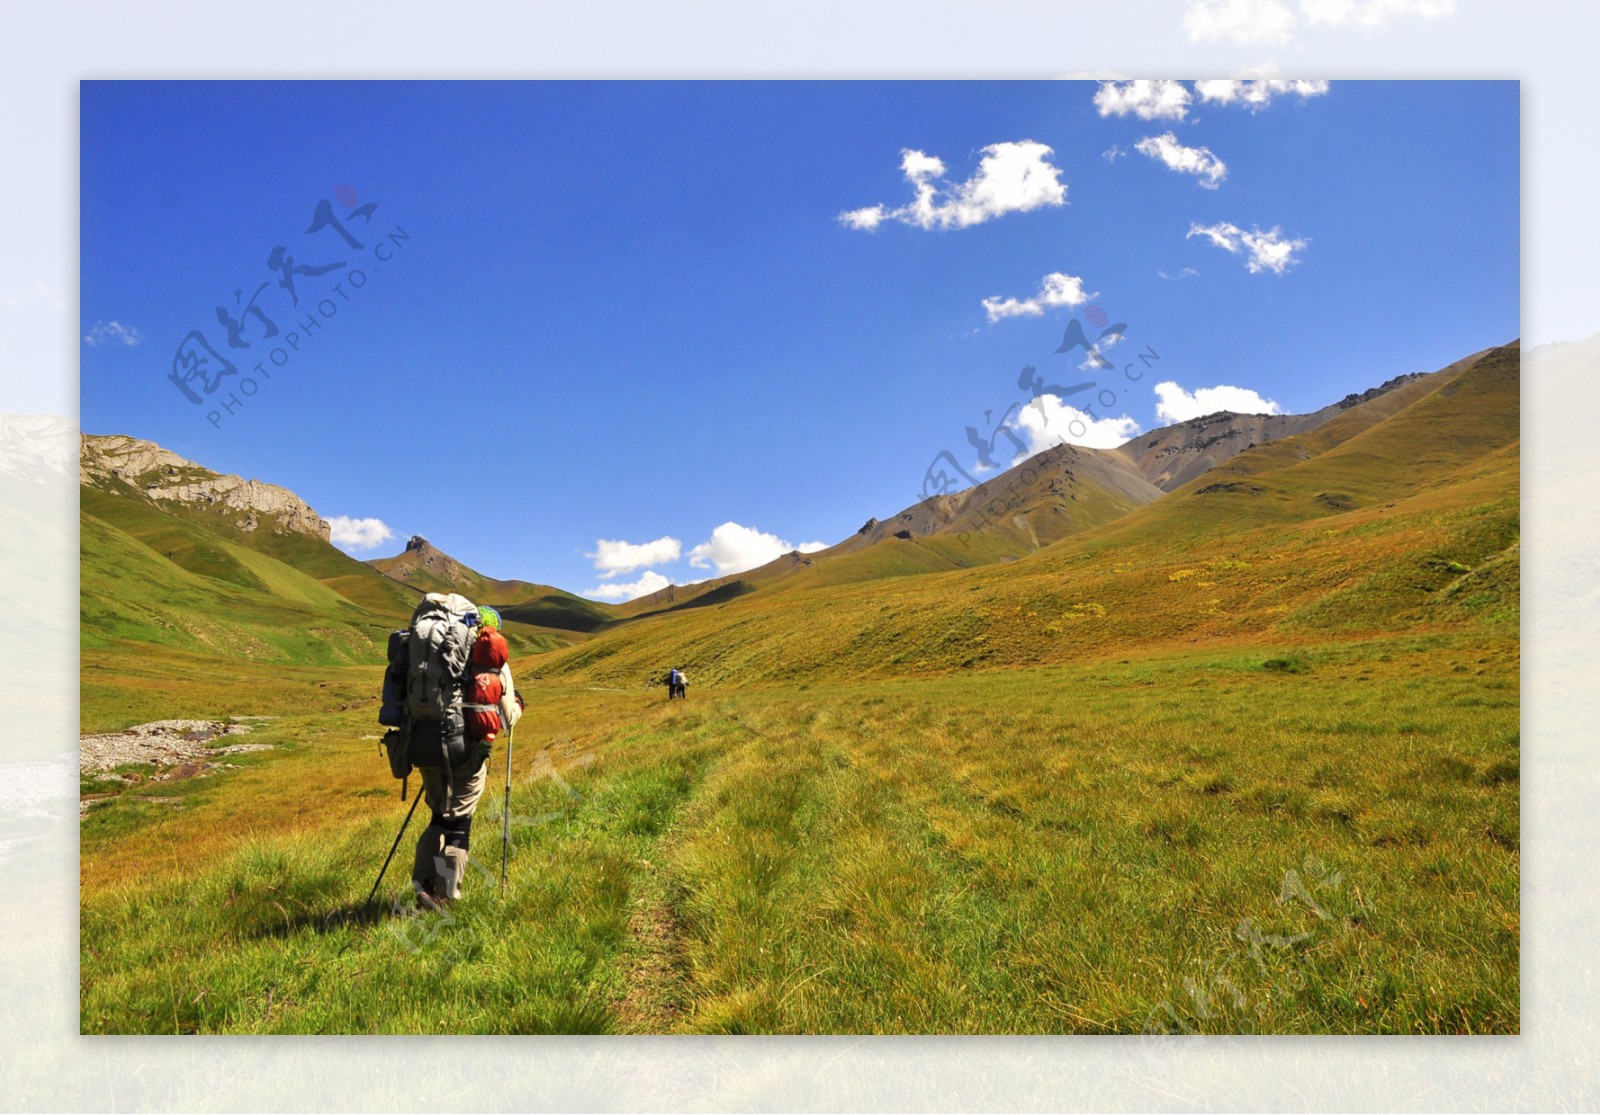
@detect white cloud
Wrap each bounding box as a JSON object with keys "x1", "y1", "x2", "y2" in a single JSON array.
[
  {"x1": 1187, "y1": 221, "x2": 1309, "y2": 274},
  {"x1": 1102, "y1": 144, "x2": 1127, "y2": 163},
  {"x1": 1183, "y1": 0, "x2": 1297, "y2": 45},
  {"x1": 1158, "y1": 267, "x2": 1201, "y2": 280},
  {"x1": 1300, "y1": 0, "x2": 1455, "y2": 29},
  {"x1": 83, "y1": 320, "x2": 141, "y2": 347},
  {"x1": 583, "y1": 570, "x2": 670, "y2": 603},
  {"x1": 1135, "y1": 133, "x2": 1228, "y2": 189},
  {"x1": 840, "y1": 141, "x2": 1067, "y2": 232},
  {"x1": 327, "y1": 515, "x2": 396, "y2": 551},
  {"x1": 688, "y1": 522, "x2": 820, "y2": 576},
  {"x1": 982, "y1": 272, "x2": 1097, "y2": 322},
  {"x1": 1093, "y1": 80, "x2": 1193, "y2": 122},
  {"x1": 586, "y1": 535, "x2": 682, "y2": 578},
  {"x1": 1010, "y1": 393, "x2": 1141, "y2": 454},
  {"x1": 1193, "y1": 78, "x2": 1331, "y2": 109},
  {"x1": 1154, "y1": 381, "x2": 1284, "y2": 423}
]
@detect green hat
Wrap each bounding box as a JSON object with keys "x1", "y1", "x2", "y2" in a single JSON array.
[{"x1": 477, "y1": 605, "x2": 502, "y2": 630}]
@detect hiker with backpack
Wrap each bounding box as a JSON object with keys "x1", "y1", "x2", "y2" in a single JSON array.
[
  {"x1": 666, "y1": 667, "x2": 681, "y2": 700},
  {"x1": 378, "y1": 595, "x2": 521, "y2": 908},
  {"x1": 675, "y1": 668, "x2": 688, "y2": 700}
]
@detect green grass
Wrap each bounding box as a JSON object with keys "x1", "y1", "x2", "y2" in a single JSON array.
[{"x1": 79, "y1": 637, "x2": 1517, "y2": 1034}]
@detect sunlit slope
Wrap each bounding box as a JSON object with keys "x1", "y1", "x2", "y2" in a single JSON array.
[
  {"x1": 81, "y1": 473, "x2": 422, "y2": 620},
  {"x1": 609, "y1": 353, "x2": 1491, "y2": 618},
  {"x1": 81, "y1": 487, "x2": 394, "y2": 645},
  {"x1": 80, "y1": 489, "x2": 568, "y2": 731},
  {"x1": 611, "y1": 441, "x2": 1166, "y2": 618},
  {"x1": 368, "y1": 535, "x2": 613, "y2": 634},
  {"x1": 80, "y1": 498, "x2": 399, "y2": 729},
  {"x1": 1114, "y1": 366, "x2": 1446, "y2": 492},
  {"x1": 1067, "y1": 342, "x2": 1518, "y2": 551},
  {"x1": 533, "y1": 345, "x2": 1518, "y2": 689}
]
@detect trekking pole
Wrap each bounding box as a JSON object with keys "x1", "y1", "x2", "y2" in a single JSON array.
[
  {"x1": 500, "y1": 721, "x2": 515, "y2": 896},
  {"x1": 365, "y1": 791, "x2": 423, "y2": 910}
]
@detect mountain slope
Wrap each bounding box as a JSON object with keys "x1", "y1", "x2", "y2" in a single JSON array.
[
  {"x1": 79, "y1": 432, "x2": 430, "y2": 619},
  {"x1": 611, "y1": 439, "x2": 1167, "y2": 618},
  {"x1": 613, "y1": 357, "x2": 1478, "y2": 617},
  {"x1": 1114, "y1": 369, "x2": 1441, "y2": 492},
  {"x1": 369, "y1": 535, "x2": 614, "y2": 634},
  {"x1": 533, "y1": 341, "x2": 1519, "y2": 688}
]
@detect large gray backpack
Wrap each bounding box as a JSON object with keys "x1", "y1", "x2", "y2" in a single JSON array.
[
  {"x1": 380, "y1": 592, "x2": 478, "y2": 786},
  {"x1": 406, "y1": 592, "x2": 476, "y2": 725}
]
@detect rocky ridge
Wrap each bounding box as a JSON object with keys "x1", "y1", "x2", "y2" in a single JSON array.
[{"x1": 81, "y1": 433, "x2": 331, "y2": 541}]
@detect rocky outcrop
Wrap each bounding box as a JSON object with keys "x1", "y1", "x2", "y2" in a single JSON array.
[
  {"x1": 1115, "y1": 368, "x2": 1452, "y2": 493},
  {"x1": 80, "y1": 434, "x2": 332, "y2": 541},
  {"x1": 1332, "y1": 372, "x2": 1430, "y2": 411},
  {"x1": 392, "y1": 534, "x2": 467, "y2": 583}
]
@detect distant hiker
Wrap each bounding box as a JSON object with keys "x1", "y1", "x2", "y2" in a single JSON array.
[
  {"x1": 379, "y1": 595, "x2": 521, "y2": 908},
  {"x1": 674, "y1": 667, "x2": 688, "y2": 700},
  {"x1": 666, "y1": 667, "x2": 682, "y2": 700}
]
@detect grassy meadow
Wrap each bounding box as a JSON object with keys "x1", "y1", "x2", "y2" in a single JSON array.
[
  {"x1": 80, "y1": 626, "x2": 1518, "y2": 1034},
  {"x1": 79, "y1": 347, "x2": 1520, "y2": 1033}
]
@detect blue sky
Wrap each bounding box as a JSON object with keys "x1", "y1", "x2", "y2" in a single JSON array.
[{"x1": 79, "y1": 80, "x2": 1518, "y2": 600}]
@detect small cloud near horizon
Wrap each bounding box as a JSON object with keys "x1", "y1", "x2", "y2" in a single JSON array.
[
  {"x1": 689, "y1": 522, "x2": 827, "y2": 576},
  {"x1": 1154, "y1": 380, "x2": 1285, "y2": 423},
  {"x1": 583, "y1": 570, "x2": 670, "y2": 602},
  {"x1": 327, "y1": 515, "x2": 395, "y2": 551},
  {"x1": 587, "y1": 535, "x2": 682, "y2": 578},
  {"x1": 1010, "y1": 393, "x2": 1142, "y2": 454}
]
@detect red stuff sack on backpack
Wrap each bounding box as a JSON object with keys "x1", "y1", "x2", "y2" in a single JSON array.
[
  {"x1": 470, "y1": 626, "x2": 509, "y2": 671},
  {"x1": 464, "y1": 670, "x2": 504, "y2": 740}
]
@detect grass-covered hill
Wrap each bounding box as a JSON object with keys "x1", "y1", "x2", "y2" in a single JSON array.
[
  {"x1": 79, "y1": 442, "x2": 587, "y2": 730},
  {"x1": 367, "y1": 535, "x2": 614, "y2": 634},
  {"x1": 605, "y1": 356, "x2": 1480, "y2": 619},
  {"x1": 1113, "y1": 368, "x2": 1440, "y2": 492},
  {"x1": 533, "y1": 342, "x2": 1519, "y2": 689},
  {"x1": 608, "y1": 438, "x2": 1168, "y2": 619}
]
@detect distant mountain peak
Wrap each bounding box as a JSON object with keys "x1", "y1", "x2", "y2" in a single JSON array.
[{"x1": 374, "y1": 533, "x2": 465, "y2": 585}]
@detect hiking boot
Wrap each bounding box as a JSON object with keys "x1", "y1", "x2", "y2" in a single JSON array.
[
  {"x1": 411, "y1": 823, "x2": 445, "y2": 899},
  {"x1": 439, "y1": 845, "x2": 469, "y2": 901},
  {"x1": 416, "y1": 887, "x2": 452, "y2": 913}
]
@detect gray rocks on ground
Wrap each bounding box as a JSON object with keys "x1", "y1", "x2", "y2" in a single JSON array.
[{"x1": 79, "y1": 718, "x2": 273, "y2": 773}]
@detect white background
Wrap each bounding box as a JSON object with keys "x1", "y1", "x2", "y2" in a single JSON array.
[{"x1": 3, "y1": 0, "x2": 1595, "y2": 1109}]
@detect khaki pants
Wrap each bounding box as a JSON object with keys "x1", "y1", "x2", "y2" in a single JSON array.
[{"x1": 411, "y1": 754, "x2": 488, "y2": 901}]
